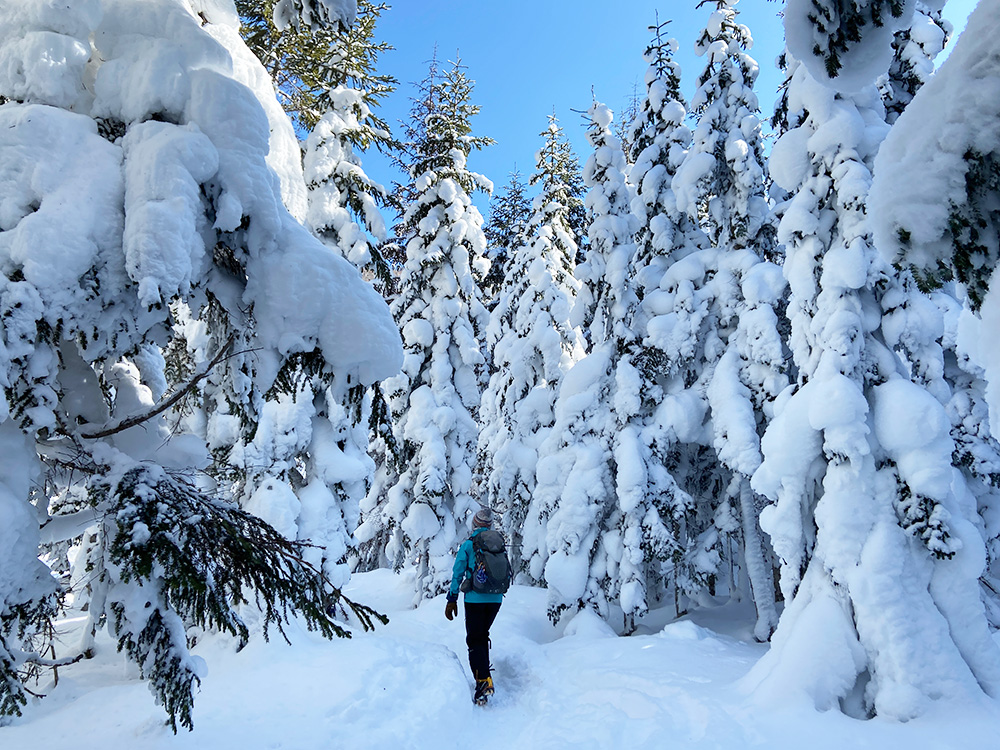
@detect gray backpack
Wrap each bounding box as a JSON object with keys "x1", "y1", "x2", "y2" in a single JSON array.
[{"x1": 465, "y1": 530, "x2": 511, "y2": 594}]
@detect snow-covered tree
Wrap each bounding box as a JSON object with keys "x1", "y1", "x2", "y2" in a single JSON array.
[
  {"x1": 479, "y1": 122, "x2": 585, "y2": 574},
  {"x1": 627, "y1": 18, "x2": 704, "y2": 298},
  {"x1": 879, "y1": 1, "x2": 951, "y2": 124},
  {"x1": 0, "y1": 0, "x2": 400, "y2": 730},
  {"x1": 660, "y1": 1, "x2": 784, "y2": 639},
  {"x1": 613, "y1": 20, "x2": 717, "y2": 629},
  {"x1": 571, "y1": 104, "x2": 640, "y2": 346},
  {"x1": 675, "y1": 0, "x2": 776, "y2": 260},
  {"x1": 527, "y1": 113, "x2": 589, "y2": 266},
  {"x1": 524, "y1": 102, "x2": 644, "y2": 622},
  {"x1": 749, "y1": 51, "x2": 1000, "y2": 719},
  {"x1": 481, "y1": 169, "x2": 532, "y2": 309},
  {"x1": 871, "y1": 0, "x2": 1000, "y2": 424},
  {"x1": 301, "y1": 0, "x2": 397, "y2": 292},
  {"x1": 357, "y1": 58, "x2": 492, "y2": 603}
]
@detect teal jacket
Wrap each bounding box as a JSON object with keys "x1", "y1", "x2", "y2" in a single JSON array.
[{"x1": 447, "y1": 527, "x2": 504, "y2": 604}]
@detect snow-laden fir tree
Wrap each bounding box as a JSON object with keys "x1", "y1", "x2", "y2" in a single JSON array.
[
  {"x1": 527, "y1": 113, "x2": 590, "y2": 266},
  {"x1": 357, "y1": 58, "x2": 492, "y2": 603},
  {"x1": 524, "y1": 102, "x2": 646, "y2": 622},
  {"x1": 664, "y1": 0, "x2": 784, "y2": 639},
  {"x1": 613, "y1": 20, "x2": 721, "y2": 629},
  {"x1": 935, "y1": 293, "x2": 1000, "y2": 626},
  {"x1": 570, "y1": 104, "x2": 641, "y2": 347},
  {"x1": 879, "y1": 1, "x2": 950, "y2": 124},
  {"x1": 748, "y1": 50, "x2": 1000, "y2": 719},
  {"x1": 479, "y1": 120, "x2": 586, "y2": 575},
  {"x1": 0, "y1": 0, "x2": 400, "y2": 730},
  {"x1": 356, "y1": 54, "x2": 446, "y2": 571},
  {"x1": 302, "y1": 0, "x2": 397, "y2": 292},
  {"x1": 480, "y1": 169, "x2": 532, "y2": 310},
  {"x1": 627, "y1": 18, "x2": 705, "y2": 301},
  {"x1": 675, "y1": 0, "x2": 776, "y2": 260},
  {"x1": 243, "y1": 0, "x2": 399, "y2": 592},
  {"x1": 867, "y1": 0, "x2": 1000, "y2": 625},
  {"x1": 781, "y1": 0, "x2": 941, "y2": 90},
  {"x1": 870, "y1": 0, "x2": 1000, "y2": 438}
]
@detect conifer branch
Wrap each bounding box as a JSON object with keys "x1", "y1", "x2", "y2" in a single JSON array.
[{"x1": 77, "y1": 334, "x2": 237, "y2": 440}]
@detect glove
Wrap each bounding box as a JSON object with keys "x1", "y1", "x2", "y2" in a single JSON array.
[{"x1": 445, "y1": 600, "x2": 458, "y2": 621}]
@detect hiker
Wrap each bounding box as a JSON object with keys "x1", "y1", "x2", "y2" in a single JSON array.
[{"x1": 445, "y1": 506, "x2": 510, "y2": 705}]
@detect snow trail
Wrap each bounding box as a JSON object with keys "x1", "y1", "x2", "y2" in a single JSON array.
[{"x1": 6, "y1": 570, "x2": 1000, "y2": 749}]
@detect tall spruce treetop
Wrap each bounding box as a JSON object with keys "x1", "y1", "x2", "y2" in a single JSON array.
[
  {"x1": 675, "y1": 0, "x2": 775, "y2": 259},
  {"x1": 530, "y1": 114, "x2": 589, "y2": 265},
  {"x1": 364, "y1": 57, "x2": 492, "y2": 603},
  {"x1": 626, "y1": 19, "x2": 706, "y2": 301},
  {"x1": 572, "y1": 103, "x2": 640, "y2": 347},
  {"x1": 237, "y1": 0, "x2": 392, "y2": 134},
  {"x1": 879, "y1": 2, "x2": 951, "y2": 124},
  {"x1": 0, "y1": 0, "x2": 400, "y2": 729},
  {"x1": 481, "y1": 169, "x2": 532, "y2": 310}
]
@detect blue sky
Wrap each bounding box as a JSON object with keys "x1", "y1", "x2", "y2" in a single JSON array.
[{"x1": 364, "y1": 0, "x2": 979, "y2": 211}]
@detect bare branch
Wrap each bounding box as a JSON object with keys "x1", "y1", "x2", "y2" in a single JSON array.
[
  {"x1": 23, "y1": 651, "x2": 89, "y2": 668},
  {"x1": 78, "y1": 334, "x2": 237, "y2": 440}
]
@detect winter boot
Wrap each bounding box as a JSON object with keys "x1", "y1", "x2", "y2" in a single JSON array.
[{"x1": 473, "y1": 675, "x2": 494, "y2": 705}]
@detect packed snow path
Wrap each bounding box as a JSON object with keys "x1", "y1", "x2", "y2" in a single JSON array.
[{"x1": 6, "y1": 571, "x2": 1000, "y2": 749}]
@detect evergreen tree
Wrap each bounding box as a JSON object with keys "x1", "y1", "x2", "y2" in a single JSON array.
[
  {"x1": 479, "y1": 123, "x2": 586, "y2": 575},
  {"x1": 359, "y1": 58, "x2": 492, "y2": 603},
  {"x1": 236, "y1": 0, "x2": 394, "y2": 134},
  {"x1": 529, "y1": 113, "x2": 589, "y2": 267},
  {"x1": 613, "y1": 79, "x2": 643, "y2": 162},
  {"x1": 524, "y1": 102, "x2": 643, "y2": 622},
  {"x1": 571, "y1": 104, "x2": 641, "y2": 346},
  {"x1": 627, "y1": 18, "x2": 704, "y2": 296},
  {"x1": 870, "y1": 1, "x2": 1000, "y2": 314},
  {"x1": 0, "y1": 0, "x2": 400, "y2": 729},
  {"x1": 667, "y1": 1, "x2": 785, "y2": 639},
  {"x1": 302, "y1": 0, "x2": 399, "y2": 292},
  {"x1": 782, "y1": 0, "x2": 913, "y2": 86},
  {"x1": 880, "y1": 2, "x2": 951, "y2": 124},
  {"x1": 676, "y1": 0, "x2": 776, "y2": 259},
  {"x1": 481, "y1": 169, "x2": 532, "y2": 309},
  {"x1": 748, "y1": 51, "x2": 1000, "y2": 719}
]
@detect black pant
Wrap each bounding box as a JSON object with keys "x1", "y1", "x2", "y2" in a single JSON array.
[{"x1": 464, "y1": 601, "x2": 501, "y2": 680}]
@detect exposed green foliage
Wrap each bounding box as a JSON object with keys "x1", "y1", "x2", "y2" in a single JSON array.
[
  {"x1": 97, "y1": 464, "x2": 386, "y2": 731},
  {"x1": 237, "y1": 0, "x2": 396, "y2": 136}
]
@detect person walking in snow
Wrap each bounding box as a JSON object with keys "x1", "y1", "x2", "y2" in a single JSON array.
[{"x1": 445, "y1": 507, "x2": 511, "y2": 705}]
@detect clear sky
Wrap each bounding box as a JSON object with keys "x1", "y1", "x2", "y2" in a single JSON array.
[{"x1": 363, "y1": 0, "x2": 979, "y2": 212}]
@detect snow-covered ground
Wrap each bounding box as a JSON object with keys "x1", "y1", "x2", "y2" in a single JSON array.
[{"x1": 6, "y1": 570, "x2": 999, "y2": 749}]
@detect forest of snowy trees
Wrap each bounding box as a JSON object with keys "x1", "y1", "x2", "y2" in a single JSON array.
[{"x1": 1, "y1": 0, "x2": 1000, "y2": 733}]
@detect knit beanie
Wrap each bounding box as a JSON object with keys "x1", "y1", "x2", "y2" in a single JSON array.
[{"x1": 473, "y1": 507, "x2": 494, "y2": 529}]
